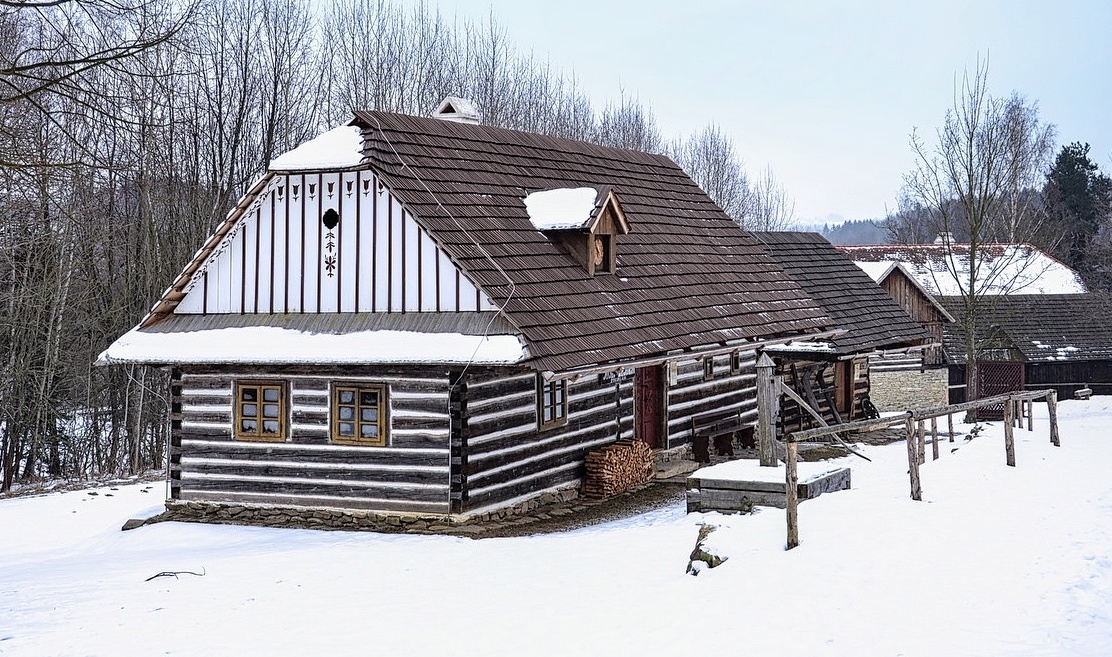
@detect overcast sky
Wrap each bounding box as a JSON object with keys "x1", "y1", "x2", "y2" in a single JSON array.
[{"x1": 429, "y1": 0, "x2": 1112, "y2": 226}]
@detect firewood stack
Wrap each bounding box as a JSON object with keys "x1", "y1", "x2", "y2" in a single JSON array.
[{"x1": 583, "y1": 440, "x2": 655, "y2": 498}]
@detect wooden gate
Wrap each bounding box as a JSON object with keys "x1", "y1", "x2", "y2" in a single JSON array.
[
  {"x1": 634, "y1": 366, "x2": 664, "y2": 449},
  {"x1": 976, "y1": 362, "x2": 1025, "y2": 419}
]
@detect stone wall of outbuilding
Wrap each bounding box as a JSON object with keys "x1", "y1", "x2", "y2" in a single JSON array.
[{"x1": 869, "y1": 367, "x2": 949, "y2": 412}]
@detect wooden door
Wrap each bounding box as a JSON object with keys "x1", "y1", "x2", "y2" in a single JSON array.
[{"x1": 634, "y1": 366, "x2": 664, "y2": 449}]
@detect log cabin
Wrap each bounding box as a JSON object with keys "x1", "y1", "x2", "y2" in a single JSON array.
[
  {"x1": 752, "y1": 232, "x2": 931, "y2": 427},
  {"x1": 98, "y1": 99, "x2": 836, "y2": 525}
]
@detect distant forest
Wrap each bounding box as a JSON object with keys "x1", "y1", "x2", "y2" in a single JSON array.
[{"x1": 821, "y1": 220, "x2": 888, "y2": 245}]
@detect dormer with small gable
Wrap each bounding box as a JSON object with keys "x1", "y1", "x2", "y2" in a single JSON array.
[{"x1": 523, "y1": 186, "x2": 630, "y2": 276}]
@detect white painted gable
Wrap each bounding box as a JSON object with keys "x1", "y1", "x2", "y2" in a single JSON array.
[{"x1": 175, "y1": 170, "x2": 496, "y2": 314}]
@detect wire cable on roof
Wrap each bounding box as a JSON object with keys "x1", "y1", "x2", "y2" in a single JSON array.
[{"x1": 363, "y1": 113, "x2": 520, "y2": 386}]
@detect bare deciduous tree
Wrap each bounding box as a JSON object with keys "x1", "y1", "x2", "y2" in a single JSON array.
[{"x1": 902, "y1": 59, "x2": 1056, "y2": 411}]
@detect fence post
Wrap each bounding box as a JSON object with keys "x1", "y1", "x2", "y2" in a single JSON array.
[
  {"x1": 756, "y1": 354, "x2": 779, "y2": 467},
  {"x1": 916, "y1": 420, "x2": 926, "y2": 465},
  {"x1": 1003, "y1": 398, "x2": 1016, "y2": 467},
  {"x1": 930, "y1": 416, "x2": 939, "y2": 460},
  {"x1": 1027, "y1": 399, "x2": 1034, "y2": 432},
  {"x1": 785, "y1": 440, "x2": 799, "y2": 550},
  {"x1": 1047, "y1": 390, "x2": 1060, "y2": 447},
  {"x1": 948, "y1": 413, "x2": 954, "y2": 443},
  {"x1": 906, "y1": 418, "x2": 922, "y2": 501}
]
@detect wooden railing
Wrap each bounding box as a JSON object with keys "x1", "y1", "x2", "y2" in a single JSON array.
[{"x1": 777, "y1": 387, "x2": 1061, "y2": 550}]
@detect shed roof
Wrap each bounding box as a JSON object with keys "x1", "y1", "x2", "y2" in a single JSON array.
[
  {"x1": 940, "y1": 294, "x2": 1112, "y2": 364},
  {"x1": 349, "y1": 110, "x2": 832, "y2": 373},
  {"x1": 752, "y1": 231, "x2": 930, "y2": 356}
]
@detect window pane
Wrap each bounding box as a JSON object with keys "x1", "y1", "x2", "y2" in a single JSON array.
[
  {"x1": 361, "y1": 424, "x2": 378, "y2": 438},
  {"x1": 360, "y1": 391, "x2": 378, "y2": 406},
  {"x1": 338, "y1": 422, "x2": 354, "y2": 436},
  {"x1": 241, "y1": 388, "x2": 257, "y2": 402},
  {"x1": 362, "y1": 408, "x2": 377, "y2": 422},
  {"x1": 262, "y1": 404, "x2": 279, "y2": 418},
  {"x1": 544, "y1": 406, "x2": 552, "y2": 422},
  {"x1": 339, "y1": 406, "x2": 355, "y2": 420},
  {"x1": 262, "y1": 420, "x2": 279, "y2": 434},
  {"x1": 242, "y1": 403, "x2": 257, "y2": 418},
  {"x1": 241, "y1": 419, "x2": 257, "y2": 433},
  {"x1": 262, "y1": 388, "x2": 280, "y2": 402},
  {"x1": 339, "y1": 390, "x2": 355, "y2": 404}
]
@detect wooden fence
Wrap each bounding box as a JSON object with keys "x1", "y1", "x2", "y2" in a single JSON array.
[{"x1": 778, "y1": 388, "x2": 1061, "y2": 550}]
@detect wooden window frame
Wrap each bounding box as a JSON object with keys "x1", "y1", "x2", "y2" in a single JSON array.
[
  {"x1": 331, "y1": 383, "x2": 389, "y2": 447},
  {"x1": 730, "y1": 351, "x2": 742, "y2": 376},
  {"x1": 538, "y1": 377, "x2": 569, "y2": 430},
  {"x1": 703, "y1": 356, "x2": 715, "y2": 381},
  {"x1": 234, "y1": 381, "x2": 287, "y2": 442}
]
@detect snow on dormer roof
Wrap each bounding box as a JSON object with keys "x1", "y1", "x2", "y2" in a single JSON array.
[
  {"x1": 524, "y1": 187, "x2": 600, "y2": 231},
  {"x1": 269, "y1": 124, "x2": 364, "y2": 171}
]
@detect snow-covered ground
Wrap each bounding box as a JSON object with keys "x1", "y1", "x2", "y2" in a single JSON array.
[{"x1": 3, "y1": 400, "x2": 1112, "y2": 656}]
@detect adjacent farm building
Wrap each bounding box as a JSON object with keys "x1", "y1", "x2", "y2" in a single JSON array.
[
  {"x1": 752, "y1": 232, "x2": 931, "y2": 426},
  {"x1": 100, "y1": 101, "x2": 836, "y2": 525}
]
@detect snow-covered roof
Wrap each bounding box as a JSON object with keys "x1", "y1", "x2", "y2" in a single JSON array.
[
  {"x1": 854, "y1": 260, "x2": 897, "y2": 283},
  {"x1": 97, "y1": 325, "x2": 526, "y2": 366},
  {"x1": 839, "y1": 243, "x2": 1085, "y2": 296},
  {"x1": 268, "y1": 124, "x2": 364, "y2": 171},
  {"x1": 853, "y1": 260, "x2": 956, "y2": 323},
  {"x1": 762, "y1": 340, "x2": 836, "y2": 355},
  {"x1": 523, "y1": 187, "x2": 599, "y2": 231}
]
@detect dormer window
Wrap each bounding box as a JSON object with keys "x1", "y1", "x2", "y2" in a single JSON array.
[{"x1": 524, "y1": 186, "x2": 630, "y2": 277}]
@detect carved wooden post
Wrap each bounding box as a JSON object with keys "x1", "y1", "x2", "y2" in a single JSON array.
[
  {"x1": 930, "y1": 416, "x2": 939, "y2": 461},
  {"x1": 756, "y1": 353, "x2": 779, "y2": 467},
  {"x1": 906, "y1": 418, "x2": 921, "y2": 501},
  {"x1": 785, "y1": 440, "x2": 799, "y2": 550},
  {"x1": 1048, "y1": 390, "x2": 1060, "y2": 447},
  {"x1": 1003, "y1": 398, "x2": 1016, "y2": 467}
]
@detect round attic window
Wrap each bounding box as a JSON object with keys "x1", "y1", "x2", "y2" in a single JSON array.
[{"x1": 322, "y1": 208, "x2": 339, "y2": 230}]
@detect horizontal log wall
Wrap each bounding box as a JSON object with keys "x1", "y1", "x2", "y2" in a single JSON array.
[
  {"x1": 665, "y1": 351, "x2": 759, "y2": 450},
  {"x1": 175, "y1": 365, "x2": 451, "y2": 514},
  {"x1": 461, "y1": 369, "x2": 629, "y2": 514}
]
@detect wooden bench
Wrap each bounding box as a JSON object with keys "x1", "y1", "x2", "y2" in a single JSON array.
[
  {"x1": 690, "y1": 408, "x2": 751, "y2": 463},
  {"x1": 1075, "y1": 387, "x2": 1093, "y2": 400}
]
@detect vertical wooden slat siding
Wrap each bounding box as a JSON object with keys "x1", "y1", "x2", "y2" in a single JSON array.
[
  {"x1": 170, "y1": 368, "x2": 183, "y2": 499},
  {"x1": 173, "y1": 171, "x2": 496, "y2": 316},
  {"x1": 175, "y1": 367, "x2": 452, "y2": 514},
  {"x1": 354, "y1": 172, "x2": 361, "y2": 310},
  {"x1": 300, "y1": 174, "x2": 307, "y2": 312},
  {"x1": 253, "y1": 206, "x2": 261, "y2": 313},
  {"x1": 315, "y1": 172, "x2": 323, "y2": 313}
]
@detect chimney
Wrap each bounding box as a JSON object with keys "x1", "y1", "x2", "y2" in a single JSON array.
[{"x1": 432, "y1": 96, "x2": 481, "y2": 125}]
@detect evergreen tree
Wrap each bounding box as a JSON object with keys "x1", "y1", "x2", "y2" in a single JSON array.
[{"x1": 1044, "y1": 142, "x2": 1112, "y2": 269}]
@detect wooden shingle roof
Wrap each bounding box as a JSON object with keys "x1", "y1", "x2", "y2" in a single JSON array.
[
  {"x1": 353, "y1": 111, "x2": 831, "y2": 373},
  {"x1": 941, "y1": 294, "x2": 1112, "y2": 363},
  {"x1": 752, "y1": 232, "x2": 930, "y2": 356}
]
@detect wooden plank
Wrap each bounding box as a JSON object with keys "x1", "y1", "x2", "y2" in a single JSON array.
[
  {"x1": 906, "y1": 418, "x2": 921, "y2": 501},
  {"x1": 930, "y1": 416, "x2": 939, "y2": 461},
  {"x1": 688, "y1": 477, "x2": 786, "y2": 493},
  {"x1": 1048, "y1": 390, "x2": 1060, "y2": 447},
  {"x1": 1004, "y1": 399, "x2": 1016, "y2": 467},
  {"x1": 786, "y1": 441, "x2": 799, "y2": 550}
]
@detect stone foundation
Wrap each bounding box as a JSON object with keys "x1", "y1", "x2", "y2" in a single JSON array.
[
  {"x1": 154, "y1": 483, "x2": 581, "y2": 534},
  {"x1": 869, "y1": 367, "x2": 948, "y2": 412}
]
